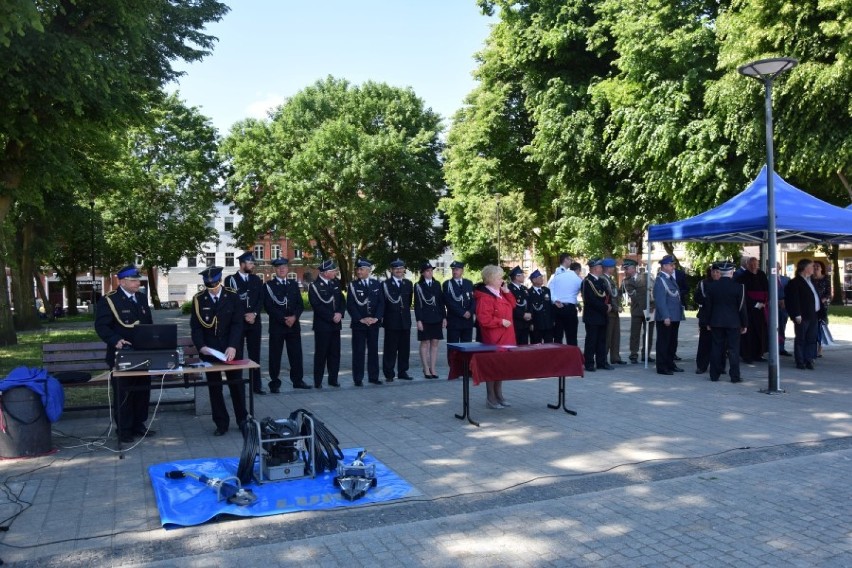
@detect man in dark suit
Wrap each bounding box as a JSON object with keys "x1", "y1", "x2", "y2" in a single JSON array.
[
  {"x1": 703, "y1": 261, "x2": 748, "y2": 382},
  {"x1": 582, "y1": 259, "x2": 612, "y2": 372},
  {"x1": 528, "y1": 269, "x2": 554, "y2": 343},
  {"x1": 443, "y1": 260, "x2": 476, "y2": 347},
  {"x1": 784, "y1": 258, "x2": 820, "y2": 370},
  {"x1": 507, "y1": 266, "x2": 531, "y2": 345},
  {"x1": 309, "y1": 259, "x2": 345, "y2": 388},
  {"x1": 190, "y1": 266, "x2": 247, "y2": 436},
  {"x1": 263, "y1": 257, "x2": 309, "y2": 392},
  {"x1": 226, "y1": 251, "x2": 264, "y2": 394},
  {"x1": 347, "y1": 258, "x2": 385, "y2": 386},
  {"x1": 95, "y1": 265, "x2": 154, "y2": 444},
  {"x1": 382, "y1": 259, "x2": 414, "y2": 381}
]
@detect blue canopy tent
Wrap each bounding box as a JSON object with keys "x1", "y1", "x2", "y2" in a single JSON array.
[{"x1": 648, "y1": 166, "x2": 852, "y2": 244}]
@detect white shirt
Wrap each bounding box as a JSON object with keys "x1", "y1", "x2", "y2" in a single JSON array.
[
  {"x1": 804, "y1": 276, "x2": 821, "y2": 312},
  {"x1": 549, "y1": 270, "x2": 582, "y2": 304}
]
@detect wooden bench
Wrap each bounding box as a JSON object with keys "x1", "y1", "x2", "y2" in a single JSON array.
[{"x1": 43, "y1": 338, "x2": 201, "y2": 412}]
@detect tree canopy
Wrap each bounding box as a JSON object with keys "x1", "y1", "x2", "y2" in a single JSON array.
[{"x1": 223, "y1": 77, "x2": 446, "y2": 282}]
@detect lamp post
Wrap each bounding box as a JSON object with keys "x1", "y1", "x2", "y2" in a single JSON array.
[{"x1": 738, "y1": 56, "x2": 798, "y2": 394}]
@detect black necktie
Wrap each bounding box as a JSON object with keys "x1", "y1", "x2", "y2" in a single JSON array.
[
  {"x1": 129, "y1": 294, "x2": 136, "y2": 304},
  {"x1": 212, "y1": 295, "x2": 218, "y2": 305}
]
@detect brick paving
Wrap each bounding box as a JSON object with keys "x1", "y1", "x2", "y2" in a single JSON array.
[{"x1": 1, "y1": 312, "x2": 850, "y2": 566}]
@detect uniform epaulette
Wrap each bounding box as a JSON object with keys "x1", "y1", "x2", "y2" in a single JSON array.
[
  {"x1": 194, "y1": 289, "x2": 207, "y2": 298},
  {"x1": 224, "y1": 286, "x2": 238, "y2": 294},
  {"x1": 105, "y1": 290, "x2": 118, "y2": 296}
]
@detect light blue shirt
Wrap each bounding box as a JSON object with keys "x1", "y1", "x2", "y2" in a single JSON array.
[{"x1": 549, "y1": 270, "x2": 582, "y2": 304}]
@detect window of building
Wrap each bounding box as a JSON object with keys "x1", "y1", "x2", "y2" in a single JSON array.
[
  {"x1": 253, "y1": 245, "x2": 265, "y2": 261},
  {"x1": 187, "y1": 256, "x2": 197, "y2": 268},
  {"x1": 293, "y1": 248, "x2": 302, "y2": 259},
  {"x1": 224, "y1": 217, "x2": 234, "y2": 232},
  {"x1": 205, "y1": 252, "x2": 215, "y2": 267},
  {"x1": 271, "y1": 244, "x2": 281, "y2": 260},
  {"x1": 225, "y1": 252, "x2": 234, "y2": 267}
]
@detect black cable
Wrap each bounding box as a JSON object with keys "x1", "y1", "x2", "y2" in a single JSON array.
[{"x1": 237, "y1": 417, "x2": 260, "y2": 485}]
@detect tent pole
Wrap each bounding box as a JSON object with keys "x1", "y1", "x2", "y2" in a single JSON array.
[{"x1": 645, "y1": 239, "x2": 652, "y2": 369}]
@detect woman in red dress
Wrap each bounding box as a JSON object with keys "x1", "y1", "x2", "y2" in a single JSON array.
[{"x1": 474, "y1": 265, "x2": 517, "y2": 409}]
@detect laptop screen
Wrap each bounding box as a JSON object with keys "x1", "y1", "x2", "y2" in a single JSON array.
[{"x1": 132, "y1": 324, "x2": 178, "y2": 350}]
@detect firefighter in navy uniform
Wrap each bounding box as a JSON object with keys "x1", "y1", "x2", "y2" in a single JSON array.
[
  {"x1": 382, "y1": 259, "x2": 414, "y2": 381},
  {"x1": 346, "y1": 258, "x2": 385, "y2": 386},
  {"x1": 226, "y1": 251, "x2": 264, "y2": 394},
  {"x1": 263, "y1": 257, "x2": 309, "y2": 392},
  {"x1": 309, "y1": 259, "x2": 345, "y2": 388},
  {"x1": 190, "y1": 266, "x2": 247, "y2": 436},
  {"x1": 443, "y1": 260, "x2": 475, "y2": 347},
  {"x1": 414, "y1": 262, "x2": 446, "y2": 379},
  {"x1": 527, "y1": 269, "x2": 555, "y2": 343},
  {"x1": 508, "y1": 266, "x2": 532, "y2": 345},
  {"x1": 582, "y1": 259, "x2": 612, "y2": 372},
  {"x1": 94, "y1": 265, "x2": 154, "y2": 444}
]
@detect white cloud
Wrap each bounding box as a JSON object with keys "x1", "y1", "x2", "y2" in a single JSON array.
[{"x1": 244, "y1": 94, "x2": 287, "y2": 120}]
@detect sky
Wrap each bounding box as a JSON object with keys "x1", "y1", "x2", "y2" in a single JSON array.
[{"x1": 168, "y1": 1, "x2": 496, "y2": 135}]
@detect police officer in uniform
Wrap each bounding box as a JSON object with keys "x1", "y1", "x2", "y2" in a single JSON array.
[
  {"x1": 602, "y1": 258, "x2": 626, "y2": 364},
  {"x1": 347, "y1": 258, "x2": 385, "y2": 386},
  {"x1": 226, "y1": 252, "x2": 264, "y2": 394},
  {"x1": 443, "y1": 260, "x2": 475, "y2": 346},
  {"x1": 190, "y1": 266, "x2": 247, "y2": 436},
  {"x1": 264, "y1": 257, "x2": 309, "y2": 392},
  {"x1": 654, "y1": 255, "x2": 686, "y2": 375},
  {"x1": 703, "y1": 261, "x2": 748, "y2": 383},
  {"x1": 414, "y1": 262, "x2": 446, "y2": 379},
  {"x1": 527, "y1": 269, "x2": 555, "y2": 343},
  {"x1": 309, "y1": 260, "x2": 345, "y2": 388},
  {"x1": 95, "y1": 265, "x2": 154, "y2": 444},
  {"x1": 582, "y1": 259, "x2": 612, "y2": 372},
  {"x1": 382, "y1": 259, "x2": 414, "y2": 381},
  {"x1": 508, "y1": 266, "x2": 532, "y2": 344}
]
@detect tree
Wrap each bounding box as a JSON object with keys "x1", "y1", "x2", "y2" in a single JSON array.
[
  {"x1": 100, "y1": 94, "x2": 224, "y2": 307},
  {"x1": 0, "y1": 0, "x2": 229, "y2": 345},
  {"x1": 223, "y1": 77, "x2": 445, "y2": 283}
]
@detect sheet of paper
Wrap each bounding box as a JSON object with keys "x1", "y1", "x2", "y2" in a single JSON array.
[{"x1": 204, "y1": 347, "x2": 228, "y2": 362}]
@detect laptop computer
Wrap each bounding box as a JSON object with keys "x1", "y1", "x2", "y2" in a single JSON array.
[{"x1": 132, "y1": 324, "x2": 178, "y2": 351}]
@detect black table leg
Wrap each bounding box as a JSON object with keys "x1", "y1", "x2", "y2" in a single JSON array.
[
  {"x1": 115, "y1": 373, "x2": 124, "y2": 456},
  {"x1": 454, "y1": 361, "x2": 480, "y2": 427},
  {"x1": 547, "y1": 376, "x2": 577, "y2": 415}
]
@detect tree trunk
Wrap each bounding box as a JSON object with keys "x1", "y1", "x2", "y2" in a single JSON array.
[
  {"x1": 146, "y1": 265, "x2": 161, "y2": 309},
  {"x1": 33, "y1": 270, "x2": 54, "y2": 322},
  {"x1": 0, "y1": 255, "x2": 17, "y2": 346},
  {"x1": 63, "y1": 271, "x2": 80, "y2": 316},
  {"x1": 11, "y1": 223, "x2": 40, "y2": 330}
]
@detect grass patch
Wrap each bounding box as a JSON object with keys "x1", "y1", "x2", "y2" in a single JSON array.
[{"x1": 1, "y1": 327, "x2": 100, "y2": 376}]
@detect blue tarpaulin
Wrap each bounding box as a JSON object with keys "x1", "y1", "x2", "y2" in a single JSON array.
[
  {"x1": 648, "y1": 166, "x2": 852, "y2": 244},
  {"x1": 149, "y1": 448, "x2": 421, "y2": 529}
]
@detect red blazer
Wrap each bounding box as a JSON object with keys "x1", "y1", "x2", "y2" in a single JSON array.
[{"x1": 474, "y1": 286, "x2": 517, "y2": 346}]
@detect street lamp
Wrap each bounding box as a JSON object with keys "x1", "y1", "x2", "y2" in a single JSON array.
[
  {"x1": 495, "y1": 193, "x2": 502, "y2": 266},
  {"x1": 738, "y1": 56, "x2": 798, "y2": 394}
]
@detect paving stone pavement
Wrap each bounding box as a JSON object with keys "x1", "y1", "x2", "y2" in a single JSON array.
[{"x1": 1, "y1": 312, "x2": 851, "y2": 567}]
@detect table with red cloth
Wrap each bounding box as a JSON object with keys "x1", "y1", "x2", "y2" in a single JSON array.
[{"x1": 447, "y1": 342, "x2": 585, "y2": 426}]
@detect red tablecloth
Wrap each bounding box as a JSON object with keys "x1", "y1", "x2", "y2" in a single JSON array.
[{"x1": 449, "y1": 343, "x2": 585, "y2": 385}]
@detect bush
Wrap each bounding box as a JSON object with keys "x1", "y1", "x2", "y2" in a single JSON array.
[{"x1": 181, "y1": 301, "x2": 193, "y2": 315}]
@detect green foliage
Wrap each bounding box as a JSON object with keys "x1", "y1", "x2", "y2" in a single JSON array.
[{"x1": 223, "y1": 77, "x2": 445, "y2": 282}]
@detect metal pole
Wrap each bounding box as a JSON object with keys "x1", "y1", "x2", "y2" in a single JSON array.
[
  {"x1": 496, "y1": 194, "x2": 501, "y2": 266},
  {"x1": 763, "y1": 79, "x2": 782, "y2": 393}
]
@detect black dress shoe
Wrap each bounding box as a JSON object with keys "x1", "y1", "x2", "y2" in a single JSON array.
[
  {"x1": 292, "y1": 382, "x2": 312, "y2": 390},
  {"x1": 425, "y1": 374, "x2": 439, "y2": 379},
  {"x1": 213, "y1": 428, "x2": 227, "y2": 436},
  {"x1": 329, "y1": 382, "x2": 341, "y2": 388},
  {"x1": 629, "y1": 358, "x2": 639, "y2": 364},
  {"x1": 368, "y1": 379, "x2": 383, "y2": 384},
  {"x1": 584, "y1": 366, "x2": 596, "y2": 373},
  {"x1": 673, "y1": 355, "x2": 682, "y2": 361},
  {"x1": 385, "y1": 377, "x2": 394, "y2": 382},
  {"x1": 133, "y1": 428, "x2": 156, "y2": 437},
  {"x1": 796, "y1": 363, "x2": 806, "y2": 369},
  {"x1": 597, "y1": 364, "x2": 614, "y2": 370},
  {"x1": 614, "y1": 360, "x2": 627, "y2": 365},
  {"x1": 398, "y1": 374, "x2": 413, "y2": 380},
  {"x1": 657, "y1": 370, "x2": 674, "y2": 375},
  {"x1": 805, "y1": 361, "x2": 815, "y2": 370},
  {"x1": 253, "y1": 388, "x2": 267, "y2": 395},
  {"x1": 314, "y1": 383, "x2": 323, "y2": 389},
  {"x1": 730, "y1": 377, "x2": 743, "y2": 383},
  {"x1": 647, "y1": 357, "x2": 656, "y2": 363},
  {"x1": 354, "y1": 382, "x2": 363, "y2": 387},
  {"x1": 710, "y1": 377, "x2": 719, "y2": 382},
  {"x1": 672, "y1": 366, "x2": 684, "y2": 372},
  {"x1": 270, "y1": 386, "x2": 280, "y2": 394},
  {"x1": 119, "y1": 432, "x2": 135, "y2": 444},
  {"x1": 695, "y1": 368, "x2": 707, "y2": 374},
  {"x1": 779, "y1": 350, "x2": 792, "y2": 357}
]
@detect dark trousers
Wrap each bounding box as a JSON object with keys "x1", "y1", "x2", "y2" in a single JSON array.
[
  {"x1": 111, "y1": 374, "x2": 151, "y2": 434},
  {"x1": 204, "y1": 367, "x2": 248, "y2": 431},
  {"x1": 530, "y1": 328, "x2": 554, "y2": 344},
  {"x1": 656, "y1": 320, "x2": 680, "y2": 372},
  {"x1": 793, "y1": 318, "x2": 818, "y2": 365},
  {"x1": 741, "y1": 307, "x2": 768, "y2": 361},
  {"x1": 313, "y1": 329, "x2": 341, "y2": 386},
  {"x1": 778, "y1": 306, "x2": 789, "y2": 350},
  {"x1": 446, "y1": 327, "x2": 473, "y2": 344},
  {"x1": 237, "y1": 321, "x2": 262, "y2": 391},
  {"x1": 710, "y1": 327, "x2": 740, "y2": 380},
  {"x1": 553, "y1": 304, "x2": 579, "y2": 345},
  {"x1": 583, "y1": 322, "x2": 607, "y2": 369},
  {"x1": 696, "y1": 325, "x2": 713, "y2": 372},
  {"x1": 268, "y1": 327, "x2": 304, "y2": 388},
  {"x1": 383, "y1": 328, "x2": 411, "y2": 378},
  {"x1": 352, "y1": 326, "x2": 380, "y2": 383},
  {"x1": 514, "y1": 325, "x2": 530, "y2": 345}
]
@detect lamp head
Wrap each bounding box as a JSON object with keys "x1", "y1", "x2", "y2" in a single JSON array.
[{"x1": 738, "y1": 57, "x2": 798, "y2": 80}]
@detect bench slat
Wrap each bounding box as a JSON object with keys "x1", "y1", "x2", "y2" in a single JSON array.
[
  {"x1": 43, "y1": 351, "x2": 107, "y2": 363},
  {"x1": 42, "y1": 341, "x2": 107, "y2": 352}
]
